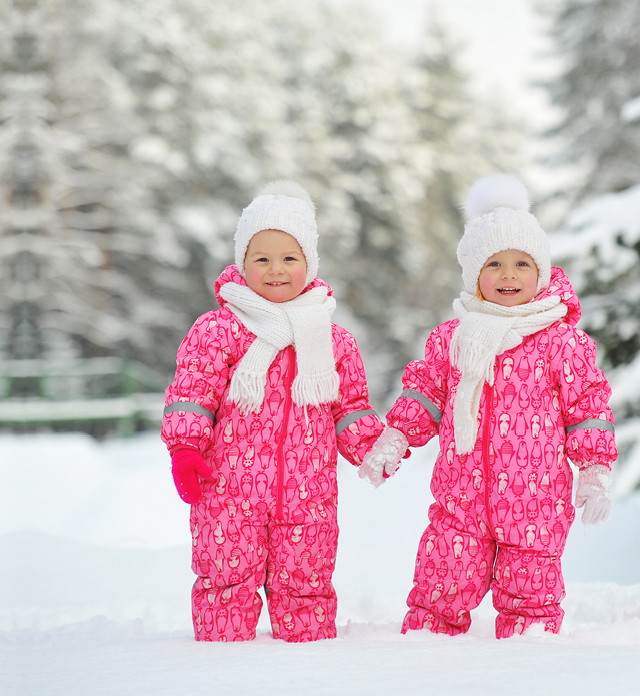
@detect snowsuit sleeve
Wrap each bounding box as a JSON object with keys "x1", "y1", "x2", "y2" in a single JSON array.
[
  {"x1": 161, "y1": 309, "x2": 238, "y2": 454},
  {"x1": 386, "y1": 323, "x2": 451, "y2": 448},
  {"x1": 331, "y1": 326, "x2": 385, "y2": 467},
  {"x1": 550, "y1": 325, "x2": 617, "y2": 470}
]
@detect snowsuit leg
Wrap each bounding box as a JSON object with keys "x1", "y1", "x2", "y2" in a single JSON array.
[
  {"x1": 491, "y1": 514, "x2": 572, "y2": 638},
  {"x1": 266, "y1": 510, "x2": 339, "y2": 642},
  {"x1": 402, "y1": 503, "x2": 496, "y2": 636},
  {"x1": 492, "y1": 548, "x2": 566, "y2": 638},
  {"x1": 190, "y1": 495, "x2": 268, "y2": 642},
  {"x1": 488, "y1": 441, "x2": 576, "y2": 637}
]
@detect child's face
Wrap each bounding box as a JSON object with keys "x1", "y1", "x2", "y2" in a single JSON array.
[
  {"x1": 244, "y1": 229, "x2": 308, "y2": 303},
  {"x1": 478, "y1": 249, "x2": 539, "y2": 306}
]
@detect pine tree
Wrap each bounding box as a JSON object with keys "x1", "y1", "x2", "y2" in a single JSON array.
[
  {"x1": 0, "y1": 0, "x2": 198, "y2": 374},
  {"x1": 1, "y1": 0, "x2": 520, "y2": 414},
  {"x1": 553, "y1": 180, "x2": 640, "y2": 493},
  {"x1": 262, "y1": 9, "x2": 519, "y2": 403},
  {"x1": 544, "y1": 0, "x2": 640, "y2": 491},
  {"x1": 543, "y1": 0, "x2": 640, "y2": 199}
]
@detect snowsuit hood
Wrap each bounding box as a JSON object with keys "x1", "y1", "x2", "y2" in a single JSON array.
[{"x1": 535, "y1": 266, "x2": 581, "y2": 327}]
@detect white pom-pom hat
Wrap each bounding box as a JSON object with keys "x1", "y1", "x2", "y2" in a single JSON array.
[
  {"x1": 235, "y1": 179, "x2": 318, "y2": 285},
  {"x1": 457, "y1": 174, "x2": 551, "y2": 296}
]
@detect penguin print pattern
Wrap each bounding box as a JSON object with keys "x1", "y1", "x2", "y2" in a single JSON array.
[
  {"x1": 162, "y1": 265, "x2": 384, "y2": 642},
  {"x1": 386, "y1": 267, "x2": 617, "y2": 638}
]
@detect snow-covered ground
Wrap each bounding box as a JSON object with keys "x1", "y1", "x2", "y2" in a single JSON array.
[{"x1": 3, "y1": 432, "x2": 640, "y2": 695}]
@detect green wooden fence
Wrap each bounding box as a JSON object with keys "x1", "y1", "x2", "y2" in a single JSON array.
[{"x1": 0, "y1": 358, "x2": 170, "y2": 436}]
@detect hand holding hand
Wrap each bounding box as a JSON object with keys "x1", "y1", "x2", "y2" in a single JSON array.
[
  {"x1": 171, "y1": 447, "x2": 212, "y2": 504},
  {"x1": 359, "y1": 427, "x2": 409, "y2": 488},
  {"x1": 575, "y1": 464, "x2": 612, "y2": 525}
]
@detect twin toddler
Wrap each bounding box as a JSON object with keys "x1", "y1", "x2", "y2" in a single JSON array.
[{"x1": 161, "y1": 175, "x2": 617, "y2": 642}]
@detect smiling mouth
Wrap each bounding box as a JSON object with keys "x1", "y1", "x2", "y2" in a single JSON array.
[
  {"x1": 497, "y1": 288, "x2": 520, "y2": 295},
  {"x1": 266, "y1": 282, "x2": 288, "y2": 286}
]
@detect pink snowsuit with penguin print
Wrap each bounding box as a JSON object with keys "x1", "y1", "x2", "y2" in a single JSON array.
[
  {"x1": 162, "y1": 265, "x2": 384, "y2": 642},
  {"x1": 386, "y1": 267, "x2": 617, "y2": 638}
]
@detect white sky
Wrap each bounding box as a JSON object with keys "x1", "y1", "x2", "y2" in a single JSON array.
[
  {"x1": 361, "y1": 0, "x2": 558, "y2": 127},
  {"x1": 340, "y1": 0, "x2": 571, "y2": 217}
]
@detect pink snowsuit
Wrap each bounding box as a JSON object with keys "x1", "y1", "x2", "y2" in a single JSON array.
[
  {"x1": 386, "y1": 267, "x2": 617, "y2": 638},
  {"x1": 162, "y1": 265, "x2": 384, "y2": 642}
]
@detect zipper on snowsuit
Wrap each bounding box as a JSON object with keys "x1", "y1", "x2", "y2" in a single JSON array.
[
  {"x1": 276, "y1": 346, "x2": 295, "y2": 520},
  {"x1": 482, "y1": 382, "x2": 497, "y2": 540}
]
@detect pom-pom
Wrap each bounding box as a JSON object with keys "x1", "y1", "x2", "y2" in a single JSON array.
[
  {"x1": 464, "y1": 174, "x2": 530, "y2": 221},
  {"x1": 258, "y1": 179, "x2": 315, "y2": 212}
]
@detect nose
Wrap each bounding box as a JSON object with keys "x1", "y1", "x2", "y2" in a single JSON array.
[
  {"x1": 269, "y1": 260, "x2": 284, "y2": 275},
  {"x1": 501, "y1": 265, "x2": 517, "y2": 279}
]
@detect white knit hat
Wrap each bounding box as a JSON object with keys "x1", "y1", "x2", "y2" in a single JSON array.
[
  {"x1": 457, "y1": 175, "x2": 551, "y2": 296},
  {"x1": 235, "y1": 179, "x2": 318, "y2": 285}
]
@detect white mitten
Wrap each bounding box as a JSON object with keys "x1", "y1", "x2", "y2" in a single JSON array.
[
  {"x1": 359, "y1": 427, "x2": 409, "y2": 488},
  {"x1": 575, "y1": 464, "x2": 612, "y2": 525}
]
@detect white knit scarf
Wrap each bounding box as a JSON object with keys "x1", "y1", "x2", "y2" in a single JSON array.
[
  {"x1": 218, "y1": 283, "x2": 340, "y2": 413},
  {"x1": 450, "y1": 292, "x2": 568, "y2": 454}
]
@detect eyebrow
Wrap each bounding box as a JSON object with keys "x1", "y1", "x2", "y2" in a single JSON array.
[
  {"x1": 248, "y1": 249, "x2": 302, "y2": 257},
  {"x1": 487, "y1": 255, "x2": 533, "y2": 263}
]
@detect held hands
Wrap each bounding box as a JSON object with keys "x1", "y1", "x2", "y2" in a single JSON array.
[
  {"x1": 359, "y1": 427, "x2": 409, "y2": 488},
  {"x1": 171, "y1": 447, "x2": 212, "y2": 504},
  {"x1": 575, "y1": 464, "x2": 613, "y2": 525}
]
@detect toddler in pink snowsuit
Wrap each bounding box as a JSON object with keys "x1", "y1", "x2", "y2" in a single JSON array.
[
  {"x1": 386, "y1": 175, "x2": 617, "y2": 638},
  {"x1": 162, "y1": 180, "x2": 406, "y2": 642}
]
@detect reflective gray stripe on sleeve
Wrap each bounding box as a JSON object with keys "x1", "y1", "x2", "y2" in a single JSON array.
[
  {"x1": 335, "y1": 409, "x2": 378, "y2": 435},
  {"x1": 163, "y1": 402, "x2": 215, "y2": 422},
  {"x1": 565, "y1": 418, "x2": 615, "y2": 434},
  {"x1": 399, "y1": 389, "x2": 443, "y2": 425}
]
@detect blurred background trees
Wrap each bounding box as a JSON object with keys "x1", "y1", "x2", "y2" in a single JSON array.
[
  {"x1": 2, "y1": 0, "x2": 639, "y2": 492},
  {"x1": 543, "y1": 0, "x2": 640, "y2": 493},
  {"x1": 1, "y1": 0, "x2": 514, "y2": 398}
]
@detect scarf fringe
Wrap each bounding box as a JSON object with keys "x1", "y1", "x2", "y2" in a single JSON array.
[
  {"x1": 450, "y1": 315, "x2": 517, "y2": 386},
  {"x1": 291, "y1": 371, "x2": 340, "y2": 409},
  {"x1": 453, "y1": 377, "x2": 483, "y2": 454},
  {"x1": 228, "y1": 370, "x2": 267, "y2": 414}
]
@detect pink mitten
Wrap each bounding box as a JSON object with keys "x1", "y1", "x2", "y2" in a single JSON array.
[{"x1": 171, "y1": 447, "x2": 212, "y2": 504}]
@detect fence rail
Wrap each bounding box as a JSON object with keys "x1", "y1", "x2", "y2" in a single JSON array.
[{"x1": 0, "y1": 358, "x2": 170, "y2": 436}]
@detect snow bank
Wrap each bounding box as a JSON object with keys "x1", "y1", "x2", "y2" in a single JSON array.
[
  {"x1": 7, "y1": 613, "x2": 640, "y2": 696},
  {"x1": 2, "y1": 433, "x2": 640, "y2": 695}
]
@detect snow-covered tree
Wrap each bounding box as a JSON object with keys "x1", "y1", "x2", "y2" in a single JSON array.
[
  {"x1": 0, "y1": 0, "x2": 520, "y2": 410},
  {"x1": 552, "y1": 183, "x2": 640, "y2": 495},
  {"x1": 0, "y1": 0, "x2": 197, "y2": 375},
  {"x1": 543, "y1": 0, "x2": 640, "y2": 491},
  {"x1": 258, "y1": 11, "x2": 520, "y2": 402},
  {"x1": 543, "y1": 0, "x2": 640, "y2": 199}
]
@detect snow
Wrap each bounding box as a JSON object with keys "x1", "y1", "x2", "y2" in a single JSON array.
[
  {"x1": 551, "y1": 184, "x2": 640, "y2": 287},
  {"x1": 3, "y1": 432, "x2": 640, "y2": 695},
  {"x1": 0, "y1": 394, "x2": 164, "y2": 424},
  {"x1": 621, "y1": 96, "x2": 640, "y2": 124},
  {"x1": 610, "y1": 354, "x2": 640, "y2": 411}
]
